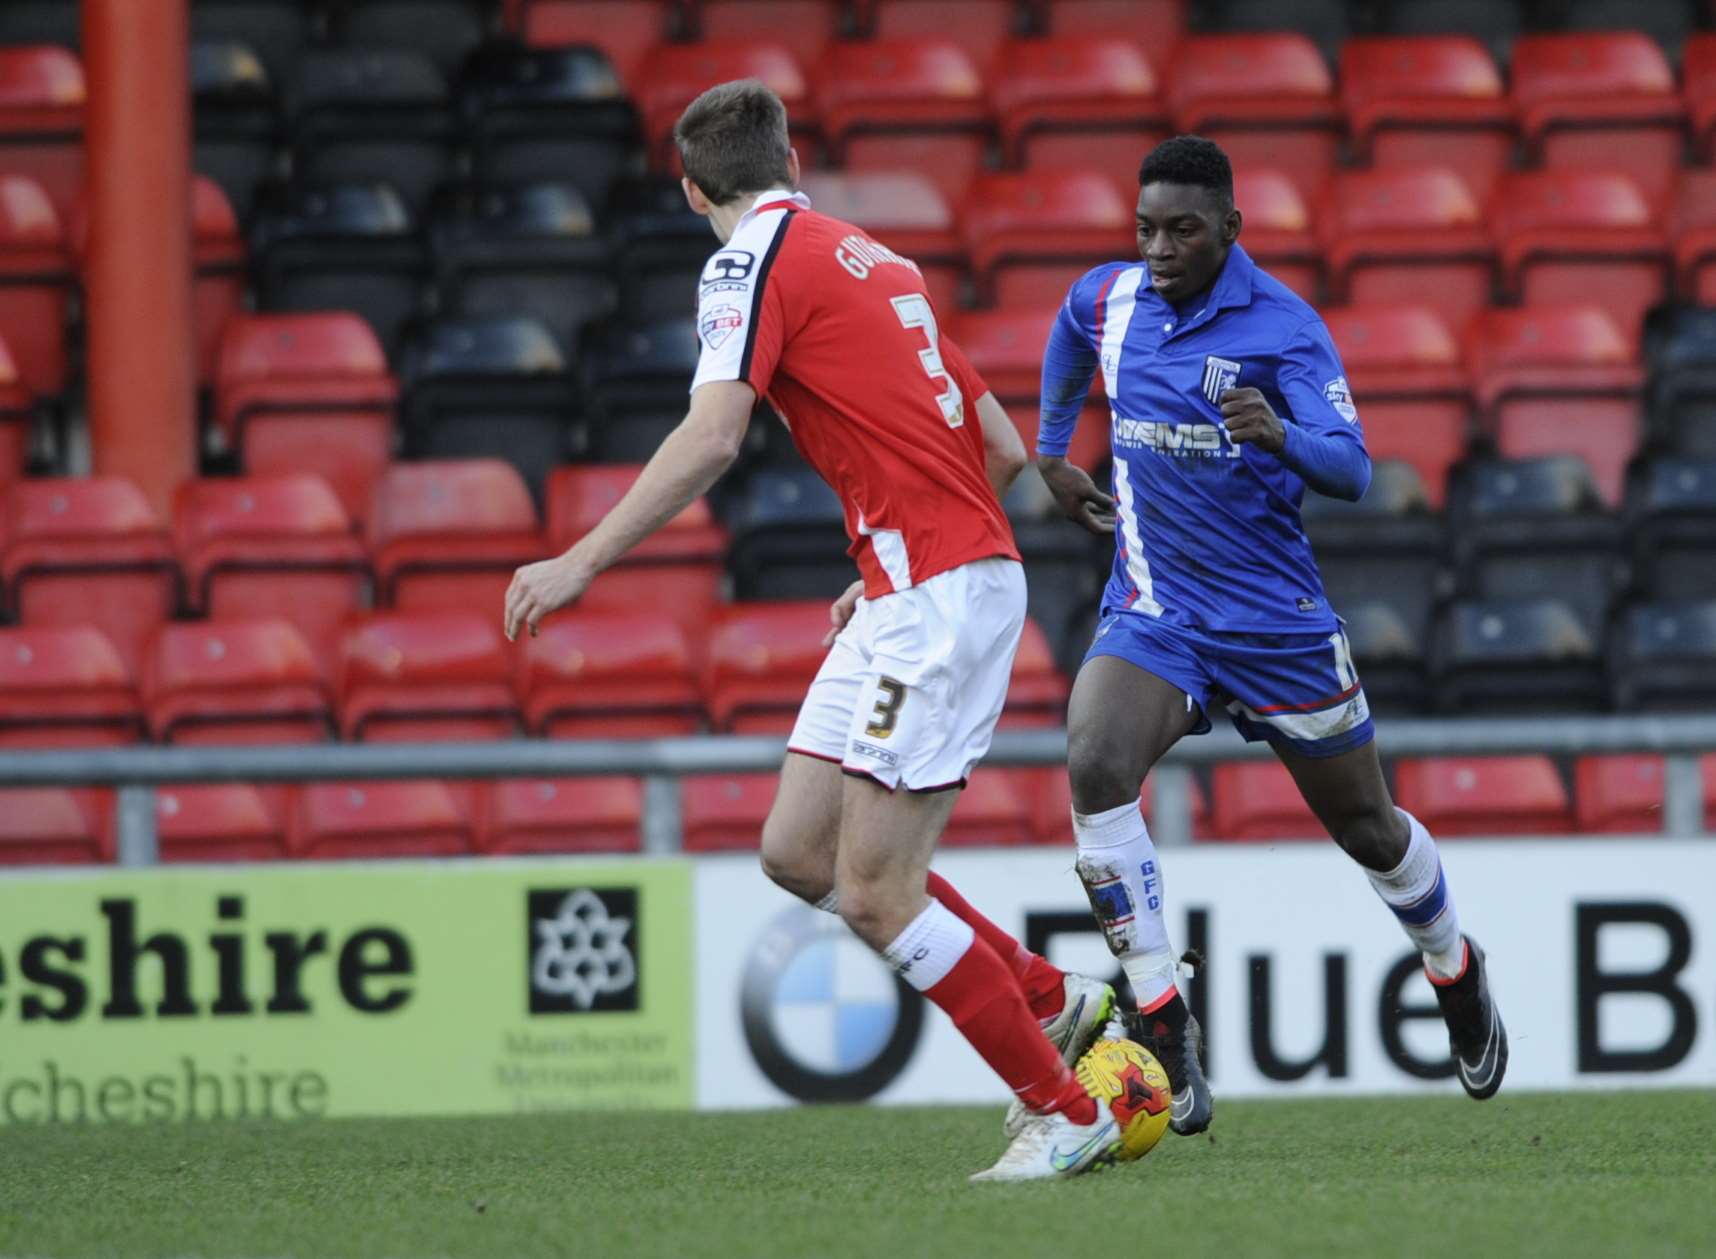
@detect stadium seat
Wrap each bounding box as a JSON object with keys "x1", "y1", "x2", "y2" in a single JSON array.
[
  {"x1": 0, "y1": 173, "x2": 73, "y2": 398},
  {"x1": 1027, "y1": 765, "x2": 1210, "y2": 845},
  {"x1": 1554, "y1": 0, "x2": 1700, "y2": 65},
  {"x1": 1674, "y1": 170, "x2": 1716, "y2": 305},
  {"x1": 1574, "y1": 754, "x2": 1666, "y2": 834},
  {"x1": 1339, "y1": 35, "x2": 1513, "y2": 202},
  {"x1": 1689, "y1": 34, "x2": 1716, "y2": 160},
  {"x1": 1431, "y1": 597, "x2": 1606, "y2": 714},
  {"x1": 726, "y1": 464, "x2": 852, "y2": 601},
  {"x1": 681, "y1": 771, "x2": 776, "y2": 852},
  {"x1": 517, "y1": 1, "x2": 673, "y2": 90},
  {"x1": 521, "y1": 610, "x2": 702, "y2": 738},
  {"x1": 796, "y1": 171, "x2": 964, "y2": 316},
  {"x1": 191, "y1": 41, "x2": 280, "y2": 224},
  {"x1": 947, "y1": 306, "x2": 1109, "y2": 471},
  {"x1": 368, "y1": 459, "x2": 545, "y2": 612},
  {"x1": 2, "y1": 477, "x2": 178, "y2": 674},
  {"x1": 288, "y1": 779, "x2": 472, "y2": 858},
  {"x1": 1609, "y1": 599, "x2": 1716, "y2": 712},
  {"x1": 962, "y1": 170, "x2": 1134, "y2": 307},
  {"x1": 815, "y1": 39, "x2": 991, "y2": 205},
  {"x1": 0, "y1": 1, "x2": 81, "y2": 50},
  {"x1": 1511, "y1": 32, "x2": 1684, "y2": 204},
  {"x1": 329, "y1": 0, "x2": 491, "y2": 81},
  {"x1": 213, "y1": 311, "x2": 399, "y2": 524},
  {"x1": 1465, "y1": 305, "x2": 1643, "y2": 507},
  {"x1": 1626, "y1": 456, "x2": 1716, "y2": 601},
  {"x1": 252, "y1": 182, "x2": 430, "y2": 359},
  {"x1": 941, "y1": 769, "x2": 1034, "y2": 846},
  {"x1": 1207, "y1": 760, "x2": 1325, "y2": 841},
  {"x1": 1232, "y1": 168, "x2": 1320, "y2": 303},
  {"x1": 0, "y1": 46, "x2": 85, "y2": 217},
  {"x1": 288, "y1": 49, "x2": 457, "y2": 219},
  {"x1": 607, "y1": 173, "x2": 720, "y2": 325},
  {"x1": 156, "y1": 783, "x2": 288, "y2": 863},
  {"x1": 143, "y1": 618, "x2": 332, "y2": 746},
  {"x1": 1392, "y1": 755, "x2": 1574, "y2": 836},
  {"x1": 1338, "y1": 599, "x2": 1431, "y2": 715},
  {"x1": 1321, "y1": 305, "x2": 1469, "y2": 507},
  {"x1": 584, "y1": 317, "x2": 701, "y2": 462},
  {"x1": 703, "y1": 601, "x2": 830, "y2": 733},
  {"x1": 866, "y1": 0, "x2": 1019, "y2": 71},
  {"x1": 191, "y1": 0, "x2": 311, "y2": 89},
  {"x1": 174, "y1": 475, "x2": 370, "y2": 670},
  {"x1": 337, "y1": 609, "x2": 519, "y2": 742},
  {"x1": 1491, "y1": 171, "x2": 1670, "y2": 339},
  {"x1": 1044, "y1": 0, "x2": 1186, "y2": 50},
  {"x1": 397, "y1": 316, "x2": 577, "y2": 497},
  {"x1": 0, "y1": 787, "x2": 111, "y2": 865},
  {"x1": 1318, "y1": 168, "x2": 1494, "y2": 326},
  {"x1": 1165, "y1": 34, "x2": 1341, "y2": 203},
  {"x1": 1450, "y1": 455, "x2": 1621, "y2": 636},
  {"x1": 1002, "y1": 617, "x2": 1071, "y2": 728},
  {"x1": 634, "y1": 43, "x2": 810, "y2": 169},
  {"x1": 1201, "y1": 0, "x2": 1352, "y2": 65},
  {"x1": 459, "y1": 44, "x2": 642, "y2": 218},
  {"x1": 0, "y1": 334, "x2": 34, "y2": 489},
  {"x1": 1643, "y1": 304, "x2": 1716, "y2": 457},
  {"x1": 697, "y1": 1, "x2": 843, "y2": 76},
  {"x1": 0, "y1": 624, "x2": 141, "y2": 748},
  {"x1": 474, "y1": 776, "x2": 644, "y2": 854},
  {"x1": 991, "y1": 36, "x2": 1168, "y2": 173},
  {"x1": 1375, "y1": 0, "x2": 1521, "y2": 67}
]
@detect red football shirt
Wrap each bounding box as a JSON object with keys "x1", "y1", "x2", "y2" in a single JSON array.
[{"x1": 691, "y1": 189, "x2": 1019, "y2": 597}]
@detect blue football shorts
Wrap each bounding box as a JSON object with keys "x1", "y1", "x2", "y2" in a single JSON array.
[{"x1": 1083, "y1": 609, "x2": 1376, "y2": 759}]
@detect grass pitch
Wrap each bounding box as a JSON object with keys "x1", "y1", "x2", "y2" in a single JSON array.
[{"x1": 2, "y1": 1090, "x2": 1713, "y2": 1259}]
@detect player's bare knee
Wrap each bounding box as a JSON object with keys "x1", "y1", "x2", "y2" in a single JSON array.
[
  {"x1": 832, "y1": 875, "x2": 906, "y2": 948},
  {"x1": 1067, "y1": 733, "x2": 1144, "y2": 815},
  {"x1": 1331, "y1": 806, "x2": 1408, "y2": 870},
  {"x1": 758, "y1": 824, "x2": 832, "y2": 903}
]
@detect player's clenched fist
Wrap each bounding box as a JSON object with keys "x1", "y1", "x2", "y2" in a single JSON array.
[
  {"x1": 1039, "y1": 456, "x2": 1117, "y2": 536},
  {"x1": 503, "y1": 555, "x2": 593, "y2": 641},
  {"x1": 1218, "y1": 387, "x2": 1286, "y2": 454}
]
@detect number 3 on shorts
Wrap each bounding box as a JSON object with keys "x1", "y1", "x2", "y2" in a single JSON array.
[{"x1": 865, "y1": 677, "x2": 906, "y2": 738}]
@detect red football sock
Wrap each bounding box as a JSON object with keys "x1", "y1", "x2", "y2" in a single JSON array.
[
  {"x1": 926, "y1": 870, "x2": 1067, "y2": 1020},
  {"x1": 924, "y1": 935, "x2": 1097, "y2": 1124}
]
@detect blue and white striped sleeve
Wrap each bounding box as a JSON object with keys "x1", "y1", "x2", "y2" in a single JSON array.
[{"x1": 1036, "y1": 275, "x2": 1101, "y2": 459}]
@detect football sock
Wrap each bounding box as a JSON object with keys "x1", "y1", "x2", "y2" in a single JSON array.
[
  {"x1": 884, "y1": 900, "x2": 1096, "y2": 1123},
  {"x1": 1073, "y1": 801, "x2": 1180, "y2": 1009},
  {"x1": 925, "y1": 870, "x2": 1067, "y2": 1020},
  {"x1": 1365, "y1": 808, "x2": 1466, "y2": 981}
]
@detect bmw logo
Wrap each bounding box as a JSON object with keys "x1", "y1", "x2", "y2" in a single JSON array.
[{"x1": 739, "y1": 905, "x2": 924, "y2": 1103}]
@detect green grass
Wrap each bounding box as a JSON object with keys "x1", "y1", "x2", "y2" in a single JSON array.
[{"x1": 2, "y1": 1091, "x2": 1713, "y2": 1259}]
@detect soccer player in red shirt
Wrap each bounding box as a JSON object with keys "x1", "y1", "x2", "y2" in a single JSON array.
[{"x1": 504, "y1": 80, "x2": 1114, "y2": 1180}]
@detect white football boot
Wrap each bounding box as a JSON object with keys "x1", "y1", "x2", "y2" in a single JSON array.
[
  {"x1": 1002, "y1": 973, "x2": 1116, "y2": 1139},
  {"x1": 970, "y1": 1105, "x2": 1121, "y2": 1183}
]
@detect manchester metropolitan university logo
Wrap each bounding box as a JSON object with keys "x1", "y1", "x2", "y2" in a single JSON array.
[{"x1": 527, "y1": 888, "x2": 640, "y2": 1014}]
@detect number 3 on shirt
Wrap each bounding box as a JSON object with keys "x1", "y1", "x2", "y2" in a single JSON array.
[{"x1": 891, "y1": 293, "x2": 964, "y2": 428}]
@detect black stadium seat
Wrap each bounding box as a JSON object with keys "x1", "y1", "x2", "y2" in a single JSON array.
[
  {"x1": 1432, "y1": 597, "x2": 1607, "y2": 714},
  {"x1": 1626, "y1": 457, "x2": 1716, "y2": 601},
  {"x1": 1644, "y1": 305, "x2": 1716, "y2": 458},
  {"x1": 1609, "y1": 599, "x2": 1716, "y2": 711},
  {"x1": 192, "y1": 41, "x2": 281, "y2": 225},
  {"x1": 608, "y1": 174, "x2": 717, "y2": 325},
  {"x1": 190, "y1": 0, "x2": 313, "y2": 89},
  {"x1": 583, "y1": 317, "x2": 700, "y2": 463},
  {"x1": 1341, "y1": 601, "x2": 1430, "y2": 714},
  {"x1": 0, "y1": 1, "x2": 81, "y2": 50},
  {"x1": 726, "y1": 464, "x2": 852, "y2": 599},
  {"x1": 330, "y1": 0, "x2": 492, "y2": 81}
]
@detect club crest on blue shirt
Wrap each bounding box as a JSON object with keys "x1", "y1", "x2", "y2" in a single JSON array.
[
  {"x1": 1202, "y1": 355, "x2": 1241, "y2": 404},
  {"x1": 1323, "y1": 376, "x2": 1358, "y2": 423}
]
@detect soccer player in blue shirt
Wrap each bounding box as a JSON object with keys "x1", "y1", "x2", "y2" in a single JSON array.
[{"x1": 1037, "y1": 137, "x2": 1507, "y2": 1134}]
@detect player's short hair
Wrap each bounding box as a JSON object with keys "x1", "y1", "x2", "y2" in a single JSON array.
[
  {"x1": 1138, "y1": 136, "x2": 1234, "y2": 209},
  {"x1": 674, "y1": 78, "x2": 793, "y2": 206}
]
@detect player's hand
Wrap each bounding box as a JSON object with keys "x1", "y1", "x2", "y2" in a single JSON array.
[
  {"x1": 1218, "y1": 387, "x2": 1286, "y2": 454},
  {"x1": 503, "y1": 554, "x2": 594, "y2": 641},
  {"x1": 823, "y1": 579, "x2": 864, "y2": 647},
  {"x1": 1039, "y1": 457, "x2": 1116, "y2": 535}
]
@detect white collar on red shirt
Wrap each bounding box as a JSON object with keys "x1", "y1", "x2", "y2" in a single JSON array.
[{"x1": 734, "y1": 187, "x2": 811, "y2": 232}]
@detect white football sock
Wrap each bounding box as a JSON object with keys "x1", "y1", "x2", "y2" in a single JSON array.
[
  {"x1": 814, "y1": 891, "x2": 839, "y2": 915},
  {"x1": 881, "y1": 900, "x2": 975, "y2": 992},
  {"x1": 1073, "y1": 801, "x2": 1179, "y2": 1008},
  {"x1": 1366, "y1": 809, "x2": 1465, "y2": 980}
]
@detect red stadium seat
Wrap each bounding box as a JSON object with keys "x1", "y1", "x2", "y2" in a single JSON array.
[
  {"x1": 1319, "y1": 167, "x2": 1494, "y2": 326},
  {"x1": 543, "y1": 465, "x2": 726, "y2": 645},
  {"x1": 0, "y1": 174, "x2": 72, "y2": 397},
  {"x1": 0, "y1": 624, "x2": 141, "y2": 748},
  {"x1": 797, "y1": 171, "x2": 964, "y2": 314},
  {"x1": 1234, "y1": 169, "x2": 1320, "y2": 303},
  {"x1": 2, "y1": 477, "x2": 178, "y2": 673},
  {"x1": 337, "y1": 610, "x2": 519, "y2": 742},
  {"x1": 173, "y1": 474, "x2": 370, "y2": 669},
  {"x1": 703, "y1": 601, "x2": 830, "y2": 733},
  {"x1": 1491, "y1": 171, "x2": 1670, "y2": 339},
  {"x1": 634, "y1": 43, "x2": 810, "y2": 169},
  {"x1": 866, "y1": 0, "x2": 1019, "y2": 72},
  {"x1": 991, "y1": 36, "x2": 1169, "y2": 171},
  {"x1": 214, "y1": 312, "x2": 399, "y2": 525},
  {"x1": 0, "y1": 332, "x2": 33, "y2": 489},
  {"x1": 520, "y1": 610, "x2": 702, "y2": 738},
  {"x1": 289, "y1": 779, "x2": 472, "y2": 858},
  {"x1": 1673, "y1": 169, "x2": 1716, "y2": 304},
  {"x1": 157, "y1": 784, "x2": 289, "y2": 863},
  {"x1": 1207, "y1": 759, "x2": 1325, "y2": 841},
  {"x1": 698, "y1": 1, "x2": 843, "y2": 71},
  {"x1": 1463, "y1": 305, "x2": 1642, "y2": 507},
  {"x1": 681, "y1": 771, "x2": 777, "y2": 851},
  {"x1": 1512, "y1": 33, "x2": 1684, "y2": 205},
  {"x1": 963, "y1": 170, "x2": 1133, "y2": 307},
  {"x1": 1166, "y1": 34, "x2": 1342, "y2": 203},
  {"x1": 942, "y1": 768, "x2": 1034, "y2": 846},
  {"x1": 1028, "y1": 767, "x2": 1209, "y2": 845},
  {"x1": 1573, "y1": 754, "x2": 1666, "y2": 834},
  {"x1": 368, "y1": 460, "x2": 545, "y2": 612},
  {"x1": 1393, "y1": 755, "x2": 1574, "y2": 836},
  {"x1": 1002, "y1": 617, "x2": 1070, "y2": 728},
  {"x1": 518, "y1": 0, "x2": 672, "y2": 88},
  {"x1": 143, "y1": 619, "x2": 332, "y2": 746},
  {"x1": 1340, "y1": 35, "x2": 1514, "y2": 203},
  {"x1": 0, "y1": 46, "x2": 85, "y2": 216},
  {"x1": 816, "y1": 39, "x2": 991, "y2": 205},
  {"x1": 475, "y1": 776, "x2": 643, "y2": 854},
  {"x1": 947, "y1": 306, "x2": 1109, "y2": 470},
  {"x1": 0, "y1": 787, "x2": 111, "y2": 865},
  {"x1": 1044, "y1": 1, "x2": 1186, "y2": 69},
  {"x1": 1689, "y1": 33, "x2": 1716, "y2": 160},
  {"x1": 1322, "y1": 304, "x2": 1469, "y2": 507}
]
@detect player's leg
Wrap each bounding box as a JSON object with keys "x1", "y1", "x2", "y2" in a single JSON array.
[{"x1": 759, "y1": 750, "x2": 845, "y2": 907}]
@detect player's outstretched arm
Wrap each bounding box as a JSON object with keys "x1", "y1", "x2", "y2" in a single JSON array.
[
  {"x1": 503, "y1": 380, "x2": 755, "y2": 639},
  {"x1": 975, "y1": 390, "x2": 1028, "y2": 499}
]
